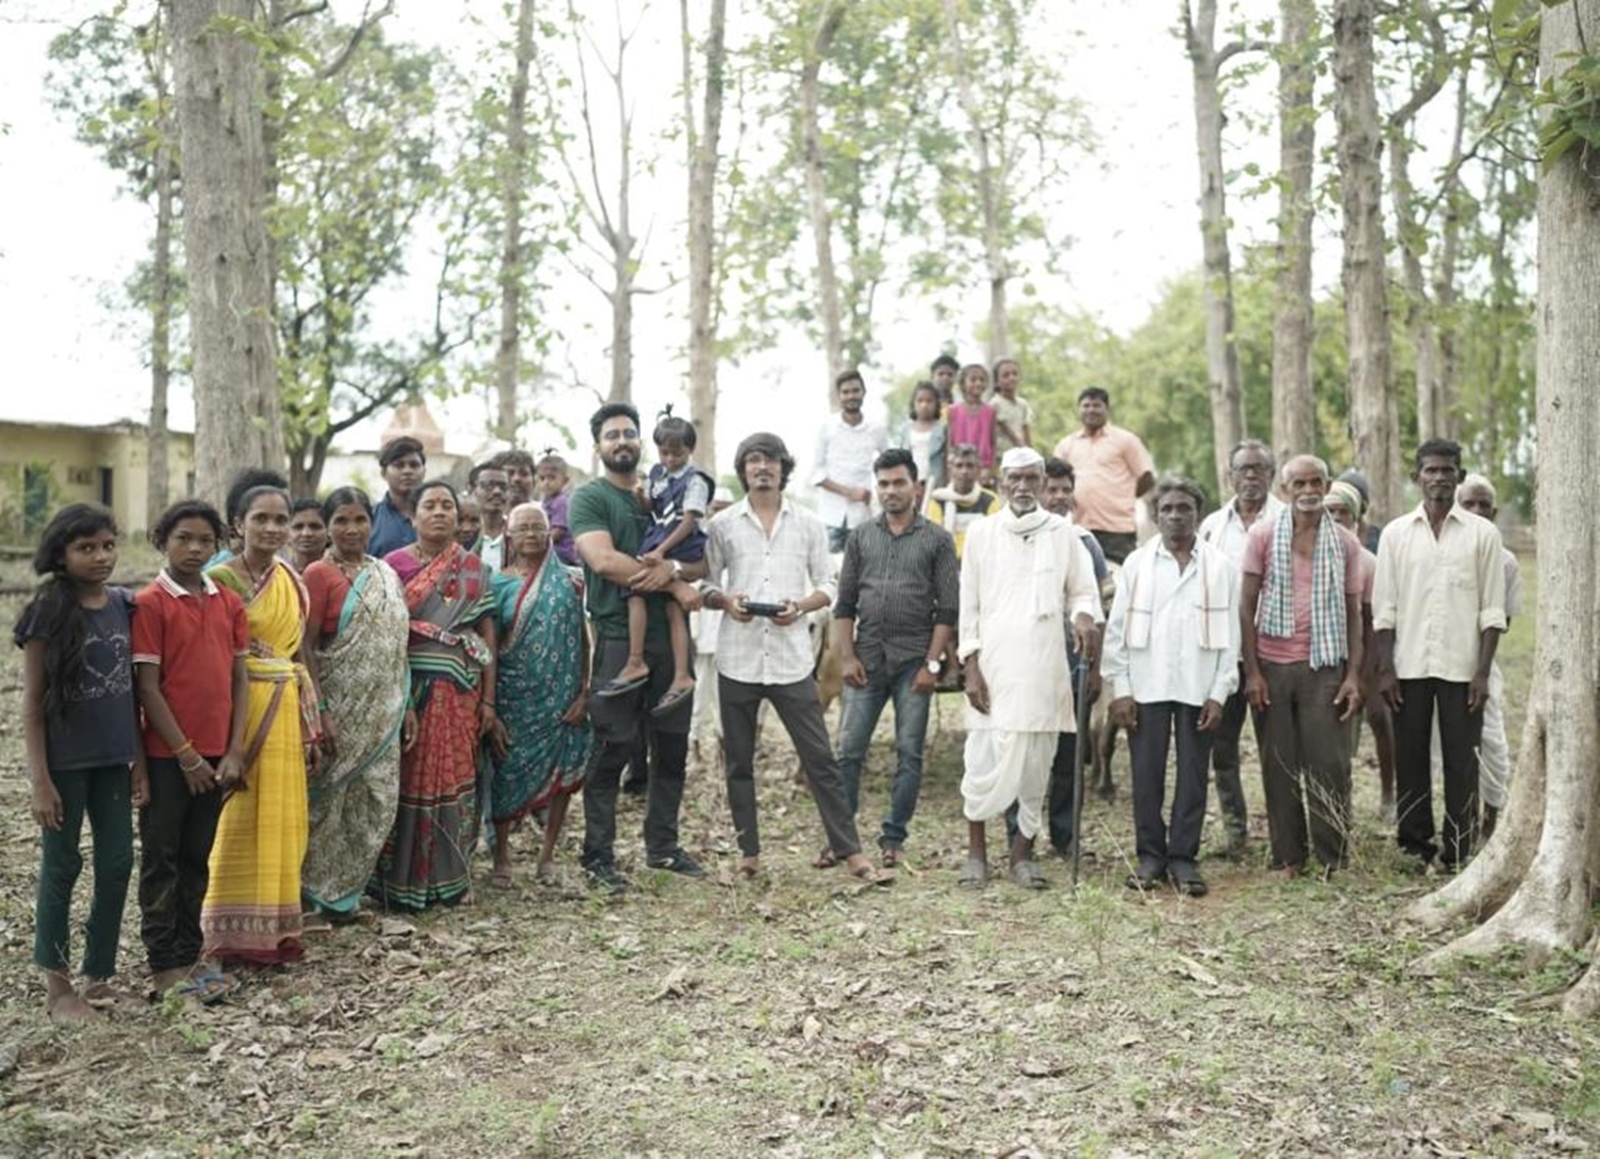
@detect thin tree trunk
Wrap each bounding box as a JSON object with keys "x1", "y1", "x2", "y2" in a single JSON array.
[
  {"x1": 1271, "y1": 0, "x2": 1316, "y2": 467},
  {"x1": 1431, "y1": 72, "x2": 1469, "y2": 442},
  {"x1": 943, "y1": 0, "x2": 1010, "y2": 362},
  {"x1": 1410, "y1": 0, "x2": 1600, "y2": 998},
  {"x1": 172, "y1": 0, "x2": 284, "y2": 502},
  {"x1": 800, "y1": 2, "x2": 846, "y2": 398},
  {"x1": 681, "y1": 0, "x2": 726, "y2": 471},
  {"x1": 495, "y1": 0, "x2": 536, "y2": 440},
  {"x1": 1184, "y1": 0, "x2": 1250, "y2": 499},
  {"x1": 147, "y1": 20, "x2": 177, "y2": 530},
  {"x1": 1333, "y1": 0, "x2": 1399, "y2": 523},
  {"x1": 1384, "y1": 3, "x2": 1446, "y2": 444}
]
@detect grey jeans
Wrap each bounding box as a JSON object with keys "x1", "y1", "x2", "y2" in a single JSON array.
[{"x1": 720, "y1": 674, "x2": 861, "y2": 859}]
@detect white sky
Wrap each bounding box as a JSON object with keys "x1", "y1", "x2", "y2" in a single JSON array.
[{"x1": 0, "y1": 0, "x2": 1461, "y2": 479}]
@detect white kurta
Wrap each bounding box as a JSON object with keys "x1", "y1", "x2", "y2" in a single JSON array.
[{"x1": 957, "y1": 508, "x2": 1103, "y2": 734}]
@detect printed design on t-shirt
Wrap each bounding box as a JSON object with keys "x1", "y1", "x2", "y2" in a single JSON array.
[{"x1": 64, "y1": 613, "x2": 133, "y2": 704}]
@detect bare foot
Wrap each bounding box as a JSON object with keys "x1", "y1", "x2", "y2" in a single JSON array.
[
  {"x1": 668, "y1": 674, "x2": 695, "y2": 694},
  {"x1": 47, "y1": 990, "x2": 101, "y2": 1022},
  {"x1": 489, "y1": 864, "x2": 514, "y2": 889},
  {"x1": 536, "y1": 861, "x2": 558, "y2": 884},
  {"x1": 736, "y1": 856, "x2": 761, "y2": 879}
]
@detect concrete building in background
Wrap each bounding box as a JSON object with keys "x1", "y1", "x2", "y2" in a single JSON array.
[{"x1": 0, "y1": 418, "x2": 195, "y2": 545}]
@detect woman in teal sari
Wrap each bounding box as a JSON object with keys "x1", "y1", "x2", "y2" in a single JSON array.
[
  {"x1": 489, "y1": 502, "x2": 592, "y2": 887},
  {"x1": 299, "y1": 488, "x2": 411, "y2": 920}
]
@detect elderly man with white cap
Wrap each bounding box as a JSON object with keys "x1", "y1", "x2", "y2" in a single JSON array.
[{"x1": 957, "y1": 446, "x2": 1103, "y2": 889}]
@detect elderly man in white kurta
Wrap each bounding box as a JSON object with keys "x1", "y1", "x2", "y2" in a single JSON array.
[{"x1": 958, "y1": 447, "x2": 1102, "y2": 889}]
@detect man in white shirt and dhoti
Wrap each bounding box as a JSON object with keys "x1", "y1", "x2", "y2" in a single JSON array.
[{"x1": 957, "y1": 447, "x2": 1103, "y2": 889}]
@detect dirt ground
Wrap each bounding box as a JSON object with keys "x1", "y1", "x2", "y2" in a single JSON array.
[{"x1": 1, "y1": 555, "x2": 1593, "y2": 1157}]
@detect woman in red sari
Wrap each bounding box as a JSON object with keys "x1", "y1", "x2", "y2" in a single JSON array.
[{"x1": 374, "y1": 480, "x2": 501, "y2": 910}]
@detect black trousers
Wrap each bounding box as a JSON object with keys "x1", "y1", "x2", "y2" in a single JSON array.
[
  {"x1": 139, "y1": 756, "x2": 225, "y2": 974},
  {"x1": 1129, "y1": 702, "x2": 1212, "y2": 870},
  {"x1": 583, "y1": 636, "x2": 691, "y2": 869},
  {"x1": 1393, "y1": 678, "x2": 1481, "y2": 866},
  {"x1": 1092, "y1": 529, "x2": 1138, "y2": 566},
  {"x1": 1207, "y1": 678, "x2": 1251, "y2": 841},
  {"x1": 720, "y1": 674, "x2": 862, "y2": 859}
]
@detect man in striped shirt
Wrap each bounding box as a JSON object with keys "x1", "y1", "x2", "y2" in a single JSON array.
[{"x1": 833, "y1": 448, "x2": 960, "y2": 868}]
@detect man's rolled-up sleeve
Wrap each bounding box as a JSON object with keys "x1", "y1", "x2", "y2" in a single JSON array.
[{"x1": 932, "y1": 532, "x2": 960, "y2": 627}]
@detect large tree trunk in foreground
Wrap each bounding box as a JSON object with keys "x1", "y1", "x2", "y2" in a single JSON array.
[
  {"x1": 1409, "y1": 0, "x2": 1600, "y2": 1019},
  {"x1": 495, "y1": 0, "x2": 536, "y2": 440},
  {"x1": 1270, "y1": 0, "x2": 1316, "y2": 468},
  {"x1": 1333, "y1": 0, "x2": 1399, "y2": 524},
  {"x1": 1183, "y1": 0, "x2": 1249, "y2": 499},
  {"x1": 682, "y1": 0, "x2": 727, "y2": 471},
  {"x1": 173, "y1": 0, "x2": 284, "y2": 502},
  {"x1": 800, "y1": 2, "x2": 846, "y2": 402}
]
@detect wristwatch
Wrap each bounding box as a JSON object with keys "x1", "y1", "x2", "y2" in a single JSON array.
[
  {"x1": 925, "y1": 659, "x2": 941, "y2": 675},
  {"x1": 669, "y1": 560, "x2": 684, "y2": 579}
]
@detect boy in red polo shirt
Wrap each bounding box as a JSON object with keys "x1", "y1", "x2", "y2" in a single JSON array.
[{"x1": 132, "y1": 501, "x2": 250, "y2": 1002}]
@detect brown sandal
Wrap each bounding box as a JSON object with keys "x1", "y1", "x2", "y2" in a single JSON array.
[{"x1": 812, "y1": 847, "x2": 840, "y2": 870}]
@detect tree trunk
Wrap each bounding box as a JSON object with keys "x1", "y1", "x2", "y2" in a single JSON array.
[
  {"x1": 1184, "y1": 0, "x2": 1248, "y2": 499},
  {"x1": 800, "y1": 2, "x2": 846, "y2": 399},
  {"x1": 681, "y1": 0, "x2": 726, "y2": 471},
  {"x1": 147, "y1": 26, "x2": 177, "y2": 531},
  {"x1": 942, "y1": 0, "x2": 1010, "y2": 363},
  {"x1": 1383, "y1": 3, "x2": 1446, "y2": 446},
  {"x1": 1333, "y1": 0, "x2": 1399, "y2": 523},
  {"x1": 1390, "y1": 130, "x2": 1441, "y2": 439},
  {"x1": 1409, "y1": 1, "x2": 1600, "y2": 1012},
  {"x1": 495, "y1": 0, "x2": 536, "y2": 440},
  {"x1": 1271, "y1": 0, "x2": 1316, "y2": 468},
  {"x1": 172, "y1": 0, "x2": 284, "y2": 503},
  {"x1": 1431, "y1": 73, "x2": 1468, "y2": 442}
]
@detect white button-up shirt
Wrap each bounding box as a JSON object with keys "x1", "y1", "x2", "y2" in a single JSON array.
[
  {"x1": 811, "y1": 414, "x2": 889, "y2": 531},
  {"x1": 1101, "y1": 539, "x2": 1241, "y2": 707},
  {"x1": 1199, "y1": 492, "x2": 1286, "y2": 570},
  {"x1": 705, "y1": 497, "x2": 837, "y2": 685},
  {"x1": 1372, "y1": 504, "x2": 1507, "y2": 682}
]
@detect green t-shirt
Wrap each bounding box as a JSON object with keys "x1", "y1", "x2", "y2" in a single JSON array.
[{"x1": 568, "y1": 476, "x2": 664, "y2": 642}]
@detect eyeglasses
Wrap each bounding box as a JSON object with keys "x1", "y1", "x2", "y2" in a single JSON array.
[
  {"x1": 600, "y1": 428, "x2": 640, "y2": 442},
  {"x1": 477, "y1": 480, "x2": 509, "y2": 492}
]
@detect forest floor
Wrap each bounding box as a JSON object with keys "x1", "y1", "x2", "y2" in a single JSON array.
[{"x1": 0, "y1": 553, "x2": 1594, "y2": 1157}]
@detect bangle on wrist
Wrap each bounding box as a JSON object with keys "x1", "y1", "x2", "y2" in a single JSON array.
[
  {"x1": 179, "y1": 757, "x2": 204, "y2": 773},
  {"x1": 174, "y1": 740, "x2": 196, "y2": 757}
]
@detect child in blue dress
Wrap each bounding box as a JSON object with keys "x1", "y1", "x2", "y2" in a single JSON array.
[{"x1": 598, "y1": 408, "x2": 715, "y2": 716}]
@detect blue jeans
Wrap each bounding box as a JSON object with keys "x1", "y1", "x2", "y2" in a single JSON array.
[{"x1": 836, "y1": 659, "x2": 933, "y2": 848}]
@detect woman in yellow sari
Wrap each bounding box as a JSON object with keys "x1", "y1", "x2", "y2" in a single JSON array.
[{"x1": 203, "y1": 486, "x2": 316, "y2": 965}]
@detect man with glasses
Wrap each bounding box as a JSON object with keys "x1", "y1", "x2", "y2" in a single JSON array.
[
  {"x1": 1197, "y1": 439, "x2": 1284, "y2": 856},
  {"x1": 467, "y1": 460, "x2": 512, "y2": 571},
  {"x1": 568, "y1": 403, "x2": 706, "y2": 891}
]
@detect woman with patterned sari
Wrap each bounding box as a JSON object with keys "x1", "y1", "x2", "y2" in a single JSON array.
[
  {"x1": 375, "y1": 480, "x2": 501, "y2": 911},
  {"x1": 203, "y1": 486, "x2": 315, "y2": 966},
  {"x1": 488, "y1": 503, "x2": 593, "y2": 887},
  {"x1": 299, "y1": 488, "x2": 411, "y2": 921}
]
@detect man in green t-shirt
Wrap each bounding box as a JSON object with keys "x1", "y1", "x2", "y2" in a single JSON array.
[{"x1": 569, "y1": 402, "x2": 706, "y2": 891}]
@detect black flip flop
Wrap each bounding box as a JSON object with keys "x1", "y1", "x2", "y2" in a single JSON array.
[
  {"x1": 649, "y1": 685, "x2": 694, "y2": 717},
  {"x1": 595, "y1": 673, "x2": 649, "y2": 699}
]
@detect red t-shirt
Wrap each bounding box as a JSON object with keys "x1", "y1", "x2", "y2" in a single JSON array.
[
  {"x1": 1242, "y1": 517, "x2": 1365, "y2": 665},
  {"x1": 302, "y1": 560, "x2": 350, "y2": 641},
  {"x1": 131, "y1": 570, "x2": 250, "y2": 757}
]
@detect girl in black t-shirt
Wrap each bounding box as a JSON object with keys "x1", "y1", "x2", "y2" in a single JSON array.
[{"x1": 13, "y1": 503, "x2": 148, "y2": 1021}]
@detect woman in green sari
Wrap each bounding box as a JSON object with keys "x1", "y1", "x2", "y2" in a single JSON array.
[
  {"x1": 489, "y1": 503, "x2": 593, "y2": 887},
  {"x1": 299, "y1": 488, "x2": 411, "y2": 920}
]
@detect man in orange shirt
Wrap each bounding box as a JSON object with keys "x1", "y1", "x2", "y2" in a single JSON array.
[{"x1": 1052, "y1": 387, "x2": 1155, "y2": 564}]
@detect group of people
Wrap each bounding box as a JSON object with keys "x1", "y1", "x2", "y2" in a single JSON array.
[{"x1": 15, "y1": 361, "x2": 1516, "y2": 1019}]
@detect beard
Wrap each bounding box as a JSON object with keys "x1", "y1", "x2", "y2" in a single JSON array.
[{"x1": 601, "y1": 446, "x2": 640, "y2": 474}]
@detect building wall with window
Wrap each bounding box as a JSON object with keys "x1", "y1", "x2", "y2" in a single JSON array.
[{"x1": 0, "y1": 420, "x2": 195, "y2": 545}]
